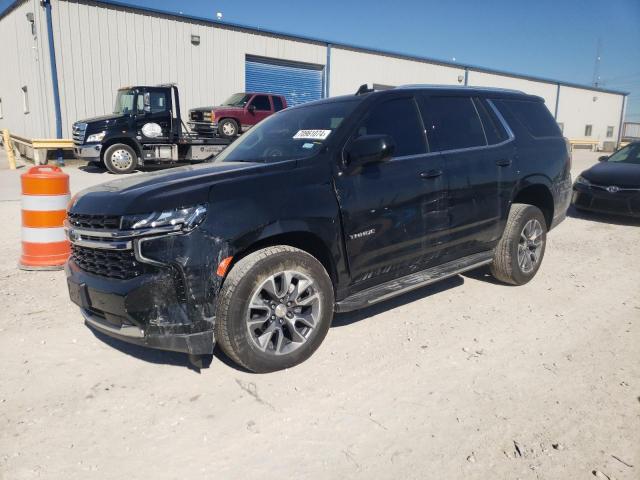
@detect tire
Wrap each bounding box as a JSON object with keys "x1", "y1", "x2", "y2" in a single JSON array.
[
  {"x1": 103, "y1": 143, "x2": 138, "y2": 174},
  {"x1": 218, "y1": 118, "x2": 239, "y2": 139},
  {"x1": 215, "y1": 246, "x2": 335, "y2": 373},
  {"x1": 490, "y1": 203, "x2": 547, "y2": 285}
]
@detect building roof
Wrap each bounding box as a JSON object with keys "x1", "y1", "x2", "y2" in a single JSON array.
[{"x1": 1, "y1": 0, "x2": 629, "y2": 96}]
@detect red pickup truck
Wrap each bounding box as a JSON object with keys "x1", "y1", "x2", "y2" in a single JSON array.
[{"x1": 188, "y1": 92, "x2": 287, "y2": 138}]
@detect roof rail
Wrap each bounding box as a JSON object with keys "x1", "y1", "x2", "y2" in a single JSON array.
[{"x1": 398, "y1": 84, "x2": 525, "y2": 94}]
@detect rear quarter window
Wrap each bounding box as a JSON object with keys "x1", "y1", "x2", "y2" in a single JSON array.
[{"x1": 497, "y1": 99, "x2": 561, "y2": 138}]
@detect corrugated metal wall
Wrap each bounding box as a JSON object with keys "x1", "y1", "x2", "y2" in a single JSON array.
[
  {"x1": 50, "y1": 0, "x2": 326, "y2": 137},
  {"x1": 329, "y1": 47, "x2": 466, "y2": 95},
  {"x1": 0, "y1": 0, "x2": 55, "y2": 138}
]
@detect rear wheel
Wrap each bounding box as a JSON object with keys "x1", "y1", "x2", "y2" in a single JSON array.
[
  {"x1": 103, "y1": 144, "x2": 138, "y2": 174},
  {"x1": 215, "y1": 246, "x2": 334, "y2": 373},
  {"x1": 490, "y1": 203, "x2": 547, "y2": 285},
  {"x1": 218, "y1": 118, "x2": 239, "y2": 138}
]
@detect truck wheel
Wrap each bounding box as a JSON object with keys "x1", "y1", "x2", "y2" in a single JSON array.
[
  {"x1": 490, "y1": 203, "x2": 547, "y2": 285},
  {"x1": 215, "y1": 246, "x2": 334, "y2": 373},
  {"x1": 103, "y1": 144, "x2": 138, "y2": 174},
  {"x1": 218, "y1": 119, "x2": 239, "y2": 138}
]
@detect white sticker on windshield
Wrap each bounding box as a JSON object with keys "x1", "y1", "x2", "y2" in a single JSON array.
[{"x1": 293, "y1": 129, "x2": 332, "y2": 140}]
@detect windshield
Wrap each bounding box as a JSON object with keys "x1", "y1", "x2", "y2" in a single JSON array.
[
  {"x1": 214, "y1": 99, "x2": 360, "y2": 164},
  {"x1": 222, "y1": 93, "x2": 252, "y2": 107},
  {"x1": 606, "y1": 144, "x2": 640, "y2": 165},
  {"x1": 113, "y1": 89, "x2": 137, "y2": 115}
]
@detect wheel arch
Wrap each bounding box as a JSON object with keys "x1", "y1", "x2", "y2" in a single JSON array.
[
  {"x1": 229, "y1": 230, "x2": 338, "y2": 290},
  {"x1": 512, "y1": 181, "x2": 554, "y2": 229}
]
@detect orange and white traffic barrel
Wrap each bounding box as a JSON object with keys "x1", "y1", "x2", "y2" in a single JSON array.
[{"x1": 19, "y1": 166, "x2": 71, "y2": 270}]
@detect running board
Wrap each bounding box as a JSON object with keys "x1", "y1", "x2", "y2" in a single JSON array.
[{"x1": 335, "y1": 251, "x2": 493, "y2": 313}]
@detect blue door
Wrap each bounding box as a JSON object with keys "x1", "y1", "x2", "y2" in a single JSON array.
[{"x1": 245, "y1": 56, "x2": 324, "y2": 107}]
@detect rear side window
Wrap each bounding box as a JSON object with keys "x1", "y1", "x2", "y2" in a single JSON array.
[
  {"x1": 356, "y1": 97, "x2": 426, "y2": 157},
  {"x1": 272, "y1": 96, "x2": 284, "y2": 112},
  {"x1": 474, "y1": 98, "x2": 507, "y2": 145},
  {"x1": 498, "y1": 99, "x2": 560, "y2": 138},
  {"x1": 251, "y1": 95, "x2": 271, "y2": 111},
  {"x1": 418, "y1": 96, "x2": 486, "y2": 151}
]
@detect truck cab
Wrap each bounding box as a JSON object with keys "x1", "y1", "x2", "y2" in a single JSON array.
[{"x1": 72, "y1": 84, "x2": 230, "y2": 174}]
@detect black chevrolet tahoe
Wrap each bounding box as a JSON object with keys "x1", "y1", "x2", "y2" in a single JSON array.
[{"x1": 65, "y1": 85, "x2": 572, "y2": 372}]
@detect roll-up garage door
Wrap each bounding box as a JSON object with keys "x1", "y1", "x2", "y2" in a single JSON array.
[{"x1": 245, "y1": 55, "x2": 324, "y2": 107}]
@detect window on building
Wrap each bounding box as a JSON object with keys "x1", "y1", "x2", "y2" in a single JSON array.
[
  {"x1": 557, "y1": 122, "x2": 564, "y2": 134},
  {"x1": 356, "y1": 97, "x2": 427, "y2": 157},
  {"x1": 585, "y1": 124, "x2": 593, "y2": 137},
  {"x1": 418, "y1": 96, "x2": 486, "y2": 151},
  {"x1": 606, "y1": 126, "x2": 614, "y2": 138},
  {"x1": 272, "y1": 96, "x2": 284, "y2": 112},
  {"x1": 498, "y1": 99, "x2": 560, "y2": 138},
  {"x1": 251, "y1": 95, "x2": 271, "y2": 111},
  {"x1": 22, "y1": 86, "x2": 29, "y2": 114},
  {"x1": 473, "y1": 98, "x2": 507, "y2": 145}
]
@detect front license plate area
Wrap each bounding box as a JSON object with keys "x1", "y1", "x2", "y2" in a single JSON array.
[{"x1": 67, "y1": 280, "x2": 90, "y2": 308}]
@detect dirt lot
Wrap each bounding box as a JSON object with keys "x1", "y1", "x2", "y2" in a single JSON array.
[{"x1": 0, "y1": 151, "x2": 638, "y2": 480}]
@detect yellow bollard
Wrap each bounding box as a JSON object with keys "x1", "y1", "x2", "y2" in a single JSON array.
[{"x1": 2, "y1": 129, "x2": 17, "y2": 170}]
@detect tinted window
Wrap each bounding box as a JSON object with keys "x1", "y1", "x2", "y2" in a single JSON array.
[
  {"x1": 474, "y1": 98, "x2": 507, "y2": 145},
  {"x1": 418, "y1": 96, "x2": 486, "y2": 151},
  {"x1": 356, "y1": 97, "x2": 426, "y2": 157},
  {"x1": 252, "y1": 95, "x2": 271, "y2": 111},
  {"x1": 272, "y1": 96, "x2": 284, "y2": 112},
  {"x1": 499, "y1": 99, "x2": 561, "y2": 138}
]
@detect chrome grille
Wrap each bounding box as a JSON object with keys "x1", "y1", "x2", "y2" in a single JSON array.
[{"x1": 72, "y1": 122, "x2": 87, "y2": 145}]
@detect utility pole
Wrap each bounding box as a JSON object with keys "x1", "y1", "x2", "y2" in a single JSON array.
[{"x1": 592, "y1": 37, "x2": 602, "y2": 88}]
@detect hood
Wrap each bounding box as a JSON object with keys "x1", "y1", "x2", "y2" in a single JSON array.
[
  {"x1": 581, "y1": 162, "x2": 640, "y2": 188},
  {"x1": 191, "y1": 106, "x2": 244, "y2": 114},
  {"x1": 76, "y1": 113, "x2": 129, "y2": 131},
  {"x1": 69, "y1": 161, "x2": 279, "y2": 216}
]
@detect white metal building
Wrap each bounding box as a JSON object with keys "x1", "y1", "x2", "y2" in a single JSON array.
[{"x1": 0, "y1": 0, "x2": 628, "y2": 151}]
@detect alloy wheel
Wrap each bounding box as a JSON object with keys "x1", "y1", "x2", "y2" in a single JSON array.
[
  {"x1": 518, "y1": 219, "x2": 544, "y2": 273},
  {"x1": 246, "y1": 270, "x2": 321, "y2": 356}
]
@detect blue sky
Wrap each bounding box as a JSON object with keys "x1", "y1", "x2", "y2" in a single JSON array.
[{"x1": 2, "y1": 0, "x2": 639, "y2": 120}]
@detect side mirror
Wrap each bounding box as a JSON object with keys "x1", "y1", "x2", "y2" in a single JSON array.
[
  {"x1": 598, "y1": 155, "x2": 608, "y2": 162},
  {"x1": 247, "y1": 104, "x2": 256, "y2": 113},
  {"x1": 344, "y1": 134, "x2": 395, "y2": 171}
]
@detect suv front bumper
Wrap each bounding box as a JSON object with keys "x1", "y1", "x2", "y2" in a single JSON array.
[{"x1": 66, "y1": 260, "x2": 215, "y2": 355}]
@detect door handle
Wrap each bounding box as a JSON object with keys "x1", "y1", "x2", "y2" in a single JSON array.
[
  {"x1": 496, "y1": 159, "x2": 512, "y2": 167},
  {"x1": 420, "y1": 169, "x2": 443, "y2": 179}
]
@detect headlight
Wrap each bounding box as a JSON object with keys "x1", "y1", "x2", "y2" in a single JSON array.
[
  {"x1": 575, "y1": 175, "x2": 591, "y2": 187},
  {"x1": 86, "y1": 131, "x2": 106, "y2": 143},
  {"x1": 121, "y1": 204, "x2": 207, "y2": 231}
]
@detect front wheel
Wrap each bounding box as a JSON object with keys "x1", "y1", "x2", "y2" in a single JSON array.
[
  {"x1": 490, "y1": 203, "x2": 547, "y2": 285},
  {"x1": 218, "y1": 118, "x2": 239, "y2": 139},
  {"x1": 215, "y1": 246, "x2": 334, "y2": 373},
  {"x1": 103, "y1": 144, "x2": 138, "y2": 174}
]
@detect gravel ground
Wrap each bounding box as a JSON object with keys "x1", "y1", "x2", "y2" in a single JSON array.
[{"x1": 0, "y1": 151, "x2": 638, "y2": 480}]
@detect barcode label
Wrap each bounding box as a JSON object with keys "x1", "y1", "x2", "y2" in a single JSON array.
[{"x1": 293, "y1": 129, "x2": 332, "y2": 140}]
